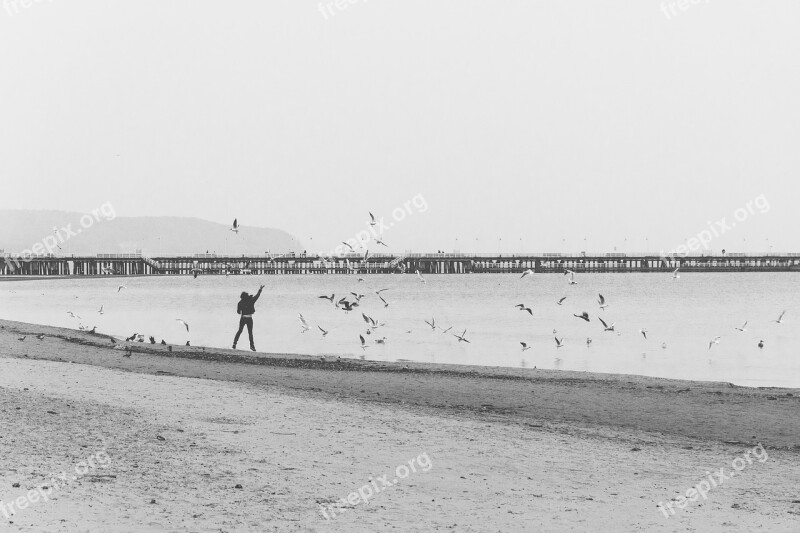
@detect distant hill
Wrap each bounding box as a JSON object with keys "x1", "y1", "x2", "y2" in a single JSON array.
[{"x1": 0, "y1": 210, "x2": 299, "y2": 256}]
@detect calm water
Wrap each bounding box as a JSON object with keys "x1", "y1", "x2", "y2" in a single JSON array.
[{"x1": 1, "y1": 273, "x2": 798, "y2": 387}]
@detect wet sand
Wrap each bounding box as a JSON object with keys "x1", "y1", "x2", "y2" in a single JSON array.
[{"x1": 1, "y1": 318, "x2": 799, "y2": 531}]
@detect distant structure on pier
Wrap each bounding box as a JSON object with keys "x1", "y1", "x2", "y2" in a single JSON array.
[{"x1": 2, "y1": 251, "x2": 799, "y2": 276}]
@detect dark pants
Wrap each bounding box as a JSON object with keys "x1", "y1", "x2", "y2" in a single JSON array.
[{"x1": 233, "y1": 316, "x2": 254, "y2": 348}]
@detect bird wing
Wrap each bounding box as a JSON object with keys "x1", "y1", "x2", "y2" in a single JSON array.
[{"x1": 598, "y1": 317, "x2": 608, "y2": 328}]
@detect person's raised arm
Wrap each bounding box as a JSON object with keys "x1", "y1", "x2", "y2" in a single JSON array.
[{"x1": 252, "y1": 285, "x2": 265, "y2": 303}]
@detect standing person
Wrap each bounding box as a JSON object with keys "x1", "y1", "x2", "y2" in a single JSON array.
[{"x1": 233, "y1": 284, "x2": 264, "y2": 351}]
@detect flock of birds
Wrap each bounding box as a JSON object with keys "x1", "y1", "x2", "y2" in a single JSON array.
[{"x1": 15, "y1": 213, "x2": 789, "y2": 370}]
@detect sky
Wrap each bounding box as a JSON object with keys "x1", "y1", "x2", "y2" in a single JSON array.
[{"x1": 1, "y1": 1, "x2": 798, "y2": 255}]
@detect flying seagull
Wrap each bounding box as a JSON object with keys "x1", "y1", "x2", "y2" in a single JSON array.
[
  {"x1": 598, "y1": 294, "x2": 608, "y2": 310},
  {"x1": 520, "y1": 342, "x2": 531, "y2": 352},
  {"x1": 453, "y1": 330, "x2": 470, "y2": 343},
  {"x1": 598, "y1": 317, "x2": 615, "y2": 332},
  {"x1": 117, "y1": 285, "x2": 126, "y2": 293},
  {"x1": 67, "y1": 311, "x2": 81, "y2": 319},
  {"x1": 230, "y1": 218, "x2": 239, "y2": 233},
  {"x1": 573, "y1": 311, "x2": 590, "y2": 322},
  {"x1": 555, "y1": 336, "x2": 564, "y2": 348},
  {"x1": 369, "y1": 212, "x2": 377, "y2": 226},
  {"x1": 639, "y1": 328, "x2": 648, "y2": 340},
  {"x1": 515, "y1": 304, "x2": 533, "y2": 316},
  {"x1": 708, "y1": 336, "x2": 721, "y2": 350},
  {"x1": 97, "y1": 305, "x2": 104, "y2": 314},
  {"x1": 318, "y1": 325, "x2": 329, "y2": 337},
  {"x1": 176, "y1": 319, "x2": 189, "y2": 332},
  {"x1": 774, "y1": 310, "x2": 786, "y2": 324},
  {"x1": 318, "y1": 294, "x2": 335, "y2": 304},
  {"x1": 298, "y1": 314, "x2": 310, "y2": 333},
  {"x1": 359, "y1": 334, "x2": 369, "y2": 350},
  {"x1": 415, "y1": 270, "x2": 426, "y2": 283},
  {"x1": 520, "y1": 269, "x2": 534, "y2": 279},
  {"x1": 734, "y1": 321, "x2": 748, "y2": 332},
  {"x1": 375, "y1": 238, "x2": 388, "y2": 247},
  {"x1": 424, "y1": 318, "x2": 437, "y2": 330},
  {"x1": 341, "y1": 241, "x2": 355, "y2": 252},
  {"x1": 672, "y1": 268, "x2": 680, "y2": 279},
  {"x1": 556, "y1": 296, "x2": 567, "y2": 306}
]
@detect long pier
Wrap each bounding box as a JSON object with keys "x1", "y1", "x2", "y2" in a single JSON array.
[{"x1": 2, "y1": 252, "x2": 800, "y2": 277}]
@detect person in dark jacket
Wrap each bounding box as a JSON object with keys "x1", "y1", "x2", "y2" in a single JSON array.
[{"x1": 233, "y1": 285, "x2": 264, "y2": 351}]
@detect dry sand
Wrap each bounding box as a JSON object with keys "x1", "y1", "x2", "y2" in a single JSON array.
[{"x1": 0, "y1": 319, "x2": 798, "y2": 532}]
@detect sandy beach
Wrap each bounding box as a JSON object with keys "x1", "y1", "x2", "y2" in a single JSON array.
[{"x1": 0, "y1": 318, "x2": 798, "y2": 532}]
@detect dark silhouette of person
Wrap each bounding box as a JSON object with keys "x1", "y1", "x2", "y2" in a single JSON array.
[{"x1": 233, "y1": 284, "x2": 264, "y2": 351}]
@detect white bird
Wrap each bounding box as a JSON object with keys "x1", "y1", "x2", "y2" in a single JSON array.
[
  {"x1": 586, "y1": 337, "x2": 592, "y2": 347},
  {"x1": 424, "y1": 318, "x2": 437, "y2": 330},
  {"x1": 318, "y1": 325, "x2": 329, "y2": 337},
  {"x1": 298, "y1": 314, "x2": 309, "y2": 333},
  {"x1": 639, "y1": 328, "x2": 648, "y2": 340},
  {"x1": 515, "y1": 304, "x2": 533, "y2": 316},
  {"x1": 557, "y1": 296, "x2": 567, "y2": 306},
  {"x1": 375, "y1": 238, "x2": 388, "y2": 247},
  {"x1": 672, "y1": 268, "x2": 680, "y2": 279},
  {"x1": 453, "y1": 330, "x2": 470, "y2": 343},
  {"x1": 369, "y1": 212, "x2": 377, "y2": 226},
  {"x1": 520, "y1": 342, "x2": 531, "y2": 352},
  {"x1": 708, "y1": 336, "x2": 721, "y2": 350},
  {"x1": 67, "y1": 311, "x2": 81, "y2": 319},
  {"x1": 555, "y1": 336, "x2": 564, "y2": 348},
  {"x1": 520, "y1": 269, "x2": 534, "y2": 279},
  {"x1": 359, "y1": 334, "x2": 369, "y2": 350},
  {"x1": 374, "y1": 337, "x2": 387, "y2": 344},
  {"x1": 734, "y1": 321, "x2": 748, "y2": 332},
  {"x1": 566, "y1": 271, "x2": 577, "y2": 285},
  {"x1": 230, "y1": 218, "x2": 239, "y2": 233},
  {"x1": 97, "y1": 305, "x2": 104, "y2": 314},
  {"x1": 341, "y1": 241, "x2": 355, "y2": 252},
  {"x1": 598, "y1": 317, "x2": 615, "y2": 332},
  {"x1": 117, "y1": 285, "x2": 126, "y2": 292},
  {"x1": 598, "y1": 294, "x2": 608, "y2": 310},
  {"x1": 439, "y1": 326, "x2": 453, "y2": 334},
  {"x1": 415, "y1": 270, "x2": 426, "y2": 283},
  {"x1": 176, "y1": 319, "x2": 189, "y2": 332},
  {"x1": 775, "y1": 310, "x2": 786, "y2": 324}
]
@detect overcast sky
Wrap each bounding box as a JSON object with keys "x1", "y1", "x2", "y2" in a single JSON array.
[{"x1": 1, "y1": 1, "x2": 798, "y2": 255}]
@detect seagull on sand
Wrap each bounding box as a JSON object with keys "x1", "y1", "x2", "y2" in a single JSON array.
[
  {"x1": 734, "y1": 321, "x2": 748, "y2": 332},
  {"x1": 708, "y1": 336, "x2": 721, "y2": 350},
  {"x1": 639, "y1": 328, "x2": 648, "y2": 340},
  {"x1": 573, "y1": 311, "x2": 590, "y2": 322},
  {"x1": 520, "y1": 269, "x2": 534, "y2": 279},
  {"x1": 598, "y1": 294, "x2": 608, "y2": 310},
  {"x1": 598, "y1": 317, "x2": 615, "y2": 332},
  {"x1": 415, "y1": 270, "x2": 426, "y2": 283},
  {"x1": 555, "y1": 336, "x2": 564, "y2": 348},
  {"x1": 453, "y1": 330, "x2": 470, "y2": 343},
  {"x1": 230, "y1": 218, "x2": 239, "y2": 233},
  {"x1": 520, "y1": 342, "x2": 531, "y2": 352},
  {"x1": 359, "y1": 334, "x2": 369, "y2": 350},
  {"x1": 774, "y1": 310, "x2": 786, "y2": 324},
  {"x1": 126, "y1": 333, "x2": 137, "y2": 341},
  {"x1": 17, "y1": 335, "x2": 25, "y2": 341},
  {"x1": 557, "y1": 296, "x2": 567, "y2": 306},
  {"x1": 36, "y1": 334, "x2": 45, "y2": 340},
  {"x1": 176, "y1": 319, "x2": 189, "y2": 332}
]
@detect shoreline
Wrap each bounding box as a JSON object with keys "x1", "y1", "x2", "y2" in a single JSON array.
[{"x1": 2, "y1": 318, "x2": 798, "y2": 450}]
